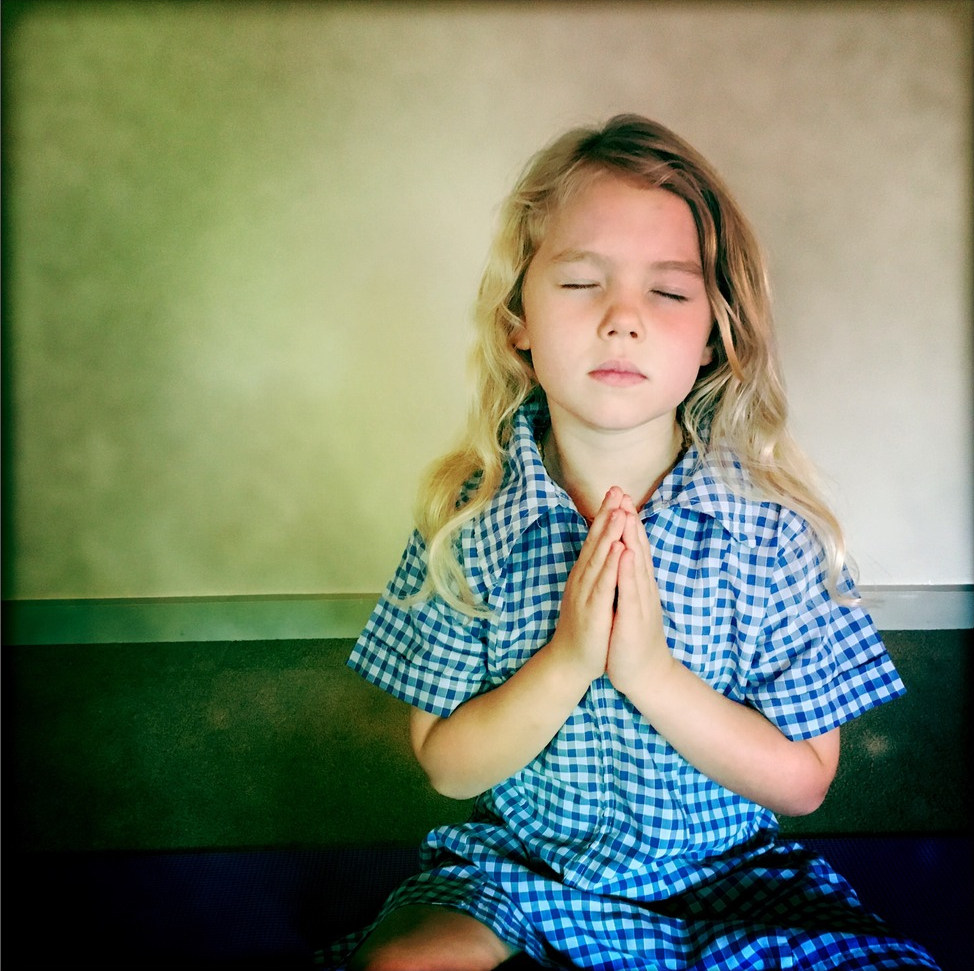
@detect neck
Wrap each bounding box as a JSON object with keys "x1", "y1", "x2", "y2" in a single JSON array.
[{"x1": 541, "y1": 415, "x2": 686, "y2": 523}]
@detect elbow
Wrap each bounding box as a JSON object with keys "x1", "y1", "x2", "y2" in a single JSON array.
[
  {"x1": 423, "y1": 770, "x2": 482, "y2": 801},
  {"x1": 772, "y1": 731, "x2": 839, "y2": 817},
  {"x1": 778, "y1": 778, "x2": 831, "y2": 817},
  {"x1": 416, "y1": 746, "x2": 484, "y2": 800},
  {"x1": 411, "y1": 727, "x2": 483, "y2": 800},
  {"x1": 773, "y1": 760, "x2": 836, "y2": 817}
]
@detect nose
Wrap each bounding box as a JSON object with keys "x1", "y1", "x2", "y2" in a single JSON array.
[{"x1": 597, "y1": 295, "x2": 645, "y2": 341}]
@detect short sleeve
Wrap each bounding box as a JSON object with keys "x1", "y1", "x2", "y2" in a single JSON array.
[
  {"x1": 745, "y1": 516, "x2": 905, "y2": 741},
  {"x1": 347, "y1": 531, "x2": 490, "y2": 718}
]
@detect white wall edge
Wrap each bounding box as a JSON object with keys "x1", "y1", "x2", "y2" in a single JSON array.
[
  {"x1": 3, "y1": 586, "x2": 971, "y2": 646},
  {"x1": 858, "y1": 585, "x2": 974, "y2": 634},
  {"x1": 2, "y1": 594, "x2": 380, "y2": 646}
]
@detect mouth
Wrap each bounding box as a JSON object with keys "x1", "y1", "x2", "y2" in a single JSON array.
[{"x1": 589, "y1": 360, "x2": 646, "y2": 386}]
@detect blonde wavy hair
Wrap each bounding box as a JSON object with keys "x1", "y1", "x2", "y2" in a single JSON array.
[{"x1": 416, "y1": 114, "x2": 850, "y2": 614}]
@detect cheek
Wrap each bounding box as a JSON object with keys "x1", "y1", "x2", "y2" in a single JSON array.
[
  {"x1": 669, "y1": 329, "x2": 713, "y2": 388},
  {"x1": 523, "y1": 339, "x2": 557, "y2": 381}
]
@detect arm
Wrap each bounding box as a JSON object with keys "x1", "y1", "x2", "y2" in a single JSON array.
[
  {"x1": 411, "y1": 488, "x2": 628, "y2": 800},
  {"x1": 411, "y1": 640, "x2": 592, "y2": 799},
  {"x1": 620, "y1": 658, "x2": 839, "y2": 816},
  {"x1": 606, "y1": 498, "x2": 840, "y2": 817}
]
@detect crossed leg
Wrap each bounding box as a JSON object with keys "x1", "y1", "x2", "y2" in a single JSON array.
[{"x1": 346, "y1": 903, "x2": 519, "y2": 971}]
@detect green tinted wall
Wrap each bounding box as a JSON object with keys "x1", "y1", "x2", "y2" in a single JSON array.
[{"x1": 4, "y1": 1, "x2": 972, "y2": 603}]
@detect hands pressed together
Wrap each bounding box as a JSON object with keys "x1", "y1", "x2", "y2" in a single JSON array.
[
  {"x1": 415, "y1": 488, "x2": 838, "y2": 812},
  {"x1": 552, "y1": 486, "x2": 676, "y2": 698}
]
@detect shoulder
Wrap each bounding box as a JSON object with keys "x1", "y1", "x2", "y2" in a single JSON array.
[{"x1": 671, "y1": 447, "x2": 813, "y2": 554}]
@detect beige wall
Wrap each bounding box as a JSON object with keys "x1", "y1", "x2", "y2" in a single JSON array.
[{"x1": 5, "y1": 1, "x2": 971, "y2": 600}]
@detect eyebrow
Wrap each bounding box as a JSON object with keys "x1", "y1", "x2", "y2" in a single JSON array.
[{"x1": 552, "y1": 249, "x2": 703, "y2": 276}]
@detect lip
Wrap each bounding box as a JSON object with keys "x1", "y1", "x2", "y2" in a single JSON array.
[{"x1": 589, "y1": 359, "x2": 646, "y2": 386}]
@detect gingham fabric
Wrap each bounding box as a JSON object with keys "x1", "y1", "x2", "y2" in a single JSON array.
[{"x1": 329, "y1": 399, "x2": 938, "y2": 970}]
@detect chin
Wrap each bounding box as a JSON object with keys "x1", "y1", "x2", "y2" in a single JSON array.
[{"x1": 583, "y1": 413, "x2": 672, "y2": 436}]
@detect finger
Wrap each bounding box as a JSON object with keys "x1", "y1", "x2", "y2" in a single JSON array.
[
  {"x1": 621, "y1": 509, "x2": 646, "y2": 559},
  {"x1": 589, "y1": 487, "x2": 624, "y2": 535},
  {"x1": 581, "y1": 507, "x2": 624, "y2": 565},
  {"x1": 633, "y1": 540, "x2": 655, "y2": 610},
  {"x1": 616, "y1": 513, "x2": 653, "y2": 613},
  {"x1": 613, "y1": 547, "x2": 639, "y2": 624},
  {"x1": 616, "y1": 545, "x2": 636, "y2": 591},
  {"x1": 570, "y1": 516, "x2": 624, "y2": 608},
  {"x1": 625, "y1": 508, "x2": 654, "y2": 575},
  {"x1": 578, "y1": 493, "x2": 626, "y2": 566},
  {"x1": 585, "y1": 515, "x2": 624, "y2": 576},
  {"x1": 636, "y1": 524, "x2": 660, "y2": 596},
  {"x1": 616, "y1": 496, "x2": 644, "y2": 548},
  {"x1": 593, "y1": 540, "x2": 625, "y2": 606}
]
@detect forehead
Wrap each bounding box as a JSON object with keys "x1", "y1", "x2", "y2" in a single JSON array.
[{"x1": 539, "y1": 172, "x2": 700, "y2": 259}]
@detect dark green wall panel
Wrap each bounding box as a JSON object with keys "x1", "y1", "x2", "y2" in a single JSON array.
[{"x1": 7, "y1": 632, "x2": 969, "y2": 852}]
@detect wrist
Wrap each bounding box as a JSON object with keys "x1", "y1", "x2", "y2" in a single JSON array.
[
  {"x1": 546, "y1": 628, "x2": 604, "y2": 688},
  {"x1": 612, "y1": 650, "x2": 680, "y2": 706}
]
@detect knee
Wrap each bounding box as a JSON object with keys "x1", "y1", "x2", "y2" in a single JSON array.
[
  {"x1": 346, "y1": 938, "x2": 439, "y2": 971},
  {"x1": 345, "y1": 944, "x2": 395, "y2": 971},
  {"x1": 346, "y1": 936, "x2": 509, "y2": 971},
  {"x1": 344, "y1": 944, "x2": 385, "y2": 971},
  {"x1": 344, "y1": 904, "x2": 515, "y2": 971},
  {"x1": 344, "y1": 941, "x2": 440, "y2": 971}
]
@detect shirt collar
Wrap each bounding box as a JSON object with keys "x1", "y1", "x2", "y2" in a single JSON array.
[
  {"x1": 470, "y1": 397, "x2": 572, "y2": 586},
  {"x1": 469, "y1": 398, "x2": 773, "y2": 593},
  {"x1": 649, "y1": 445, "x2": 772, "y2": 547}
]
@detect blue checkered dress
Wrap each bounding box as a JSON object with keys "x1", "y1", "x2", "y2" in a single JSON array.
[{"x1": 330, "y1": 400, "x2": 939, "y2": 970}]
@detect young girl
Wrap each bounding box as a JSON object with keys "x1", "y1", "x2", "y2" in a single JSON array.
[{"x1": 328, "y1": 115, "x2": 940, "y2": 970}]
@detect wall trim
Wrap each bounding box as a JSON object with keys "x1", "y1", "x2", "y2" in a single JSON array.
[
  {"x1": 856, "y1": 585, "x2": 973, "y2": 634},
  {"x1": 2, "y1": 594, "x2": 380, "y2": 646},
  {"x1": 2, "y1": 586, "x2": 971, "y2": 646}
]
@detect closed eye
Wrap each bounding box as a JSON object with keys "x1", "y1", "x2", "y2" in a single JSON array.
[
  {"x1": 653, "y1": 289, "x2": 689, "y2": 302},
  {"x1": 560, "y1": 282, "x2": 598, "y2": 290}
]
